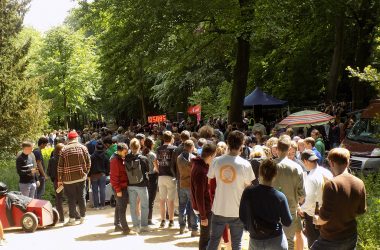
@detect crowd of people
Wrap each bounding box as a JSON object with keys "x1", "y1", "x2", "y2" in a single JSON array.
[{"x1": 11, "y1": 117, "x2": 367, "y2": 250}]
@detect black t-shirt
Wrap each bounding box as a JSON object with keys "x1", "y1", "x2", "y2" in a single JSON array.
[
  {"x1": 16, "y1": 153, "x2": 36, "y2": 184},
  {"x1": 156, "y1": 144, "x2": 177, "y2": 177},
  {"x1": 33, "y1": 148, "x2": 45, "y2": 172}
]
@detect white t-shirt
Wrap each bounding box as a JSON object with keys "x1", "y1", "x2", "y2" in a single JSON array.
[
  {"x1": 207, "y1": 155, "x2": 255, "y2": 217},
  {"x1": 301, "y1": 165, "x2": 333, "y2": 216}
]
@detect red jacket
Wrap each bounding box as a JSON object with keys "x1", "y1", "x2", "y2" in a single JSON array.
[
  {"x1": 190, "y1": 157, "x2": 211, "y2": 220},
  {"x1": 110, "y1": 154, "x2": 128, "y2": 193}
]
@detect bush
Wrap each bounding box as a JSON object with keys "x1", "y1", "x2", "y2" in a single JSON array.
[
  {"x1": 357, "y1": 174, "x2": 380, "y2": 250},
  {"x1": 0, "y1": 153, "x2": 55, "y2": 204}
]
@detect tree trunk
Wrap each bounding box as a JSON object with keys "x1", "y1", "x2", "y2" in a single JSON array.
[
  {"x1": 326, "y1": 13, "x2": 344, "y2": 102},
  {"x1": 228, "y1": 37, "x2": 250, "y2": 124},
  {"x1": 228, "y1": 0, "x2": 252, "y2": 125}
]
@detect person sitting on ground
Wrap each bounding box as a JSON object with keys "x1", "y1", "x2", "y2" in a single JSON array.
[{"x1": 240, "y1": 159, "x2": 292, "y2": 250}]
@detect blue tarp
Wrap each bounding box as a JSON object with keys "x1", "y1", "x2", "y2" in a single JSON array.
[{"x1": 244, "y1": 87, "x2": 287, "y2": 107}]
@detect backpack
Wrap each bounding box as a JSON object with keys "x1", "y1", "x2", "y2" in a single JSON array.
[{"x1": 125, "y1": 155, "x2": 144, "y2": 185}]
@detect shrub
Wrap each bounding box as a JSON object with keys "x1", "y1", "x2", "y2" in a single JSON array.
[{"x1": 357, "y1": 174, "x2": 380, "y2": 250}]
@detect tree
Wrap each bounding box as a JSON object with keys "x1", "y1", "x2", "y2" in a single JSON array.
[
  {"x1": 31, "y1": 26, "x2": 100, "y2": 129},
  {"x1": 0, "y1": 0, "x2": 47, "y2": 151}
]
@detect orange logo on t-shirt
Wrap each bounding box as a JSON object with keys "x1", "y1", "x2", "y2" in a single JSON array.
[{"x1": 219, "y1": 165, "x2": 236, "y2": 184}]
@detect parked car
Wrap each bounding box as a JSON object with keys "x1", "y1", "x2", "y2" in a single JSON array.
[{"x1": 341, "y1": 99, "x2": 380, "y2": 174}]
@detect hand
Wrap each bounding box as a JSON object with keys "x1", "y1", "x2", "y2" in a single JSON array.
[
  {"x1": 31, "y1": 168, "x2": 38, "y2": 174},
  {"x1": 36, "y1": 181, "x2": 40, "y2": 187},
  {"x1": 57, "y1": 181, "x2": 63, "y2": 187},
  {"x1": 201, "y1": 219, "x2": 208, "y2": 227},
  {"x1": 297, "y1": 207, "x2": 304, "y2": 218},
  {"x1": 313, "y1": 215, "x2": 320, "y2": 225},
  {"x1": 116, "y1": 192, "x2": 122, "y2": 197}
]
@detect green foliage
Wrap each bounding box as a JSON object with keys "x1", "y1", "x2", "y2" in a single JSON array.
[
  {"x1": 347, "y1": 66, "x2": 380, "y2": 93},
  {"x1": 0, "y1": 154, "x2": 55, "y2": 204},
  {"x1": 0, "y1": 0, "x2": 48, "y2": 152},
  {"x1": 189, "y1": 81, "x2": 231, "y2": 119},
  {"x1": 30, "y1": 26, "x2": 101, "y2": 128},
  {"x1": 357, "y1": 174, "x2": 380, "y2": 250}
]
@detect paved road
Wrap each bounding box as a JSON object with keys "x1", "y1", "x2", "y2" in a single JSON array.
[{"x1": 4, "y1": 206, "x2": 252, "y2": 250}]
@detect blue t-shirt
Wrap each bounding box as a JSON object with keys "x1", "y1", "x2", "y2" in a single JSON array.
[{"x1": 239, "y1": 184, "x2": 292, "y2": 240}]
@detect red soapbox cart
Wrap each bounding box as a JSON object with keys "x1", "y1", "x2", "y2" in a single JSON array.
[{"x1": 0, "y1": 190, "x2": 59, "y2": 233}]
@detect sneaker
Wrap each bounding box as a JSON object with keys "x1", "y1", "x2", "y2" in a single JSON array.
[
  {"x1": 65, "y1": 218, "x2": 76, "y2": 226},
  {"x1": 140, "y1": 226, "x2": 153, "y2": 233},
  {"x1": 191, "y1": 230, "x2": 201, "y2": 237},
  {"x1": 179, "y1": 226, "x2": 187, "y2": 234},
  {"x1": 148, "y1": 220, "x2": 155, "y2": 226},
  {"x1": 159, "y1": 220, "x2": 166, "y2": 228},
  {"x1": 79, "y1": 217, "x2": 85, "y2": 224},
  {"x1": 100, "y1": 206, "x2": 106, "y2": 210},
  {"x1": 115, "y1": 225, "x2": 123, "y2": 232},
  {"x1": 132, "y1": 226, "x2": 140, "y2": 233},
  {"x1": 123, "y1": 228, "x2": 138, "y2": 235},
  {"x1": 168, "y1": 220, "x2": 174, "y2": 228}
]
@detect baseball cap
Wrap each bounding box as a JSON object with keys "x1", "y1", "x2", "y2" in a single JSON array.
[
  {"x1": 136, "y1": 133, "x2": 145, "y2": 140},
  {"x1": 301, "y1": 149, "x2": 319, "y2": 162},
  {"x1": 68, "y1": 131, "x2": 79, "y2": 140}
]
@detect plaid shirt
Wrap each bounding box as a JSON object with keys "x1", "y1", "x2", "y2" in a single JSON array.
[{"x1": 57, "y1": 141, "x2": 91, "y2": 184}]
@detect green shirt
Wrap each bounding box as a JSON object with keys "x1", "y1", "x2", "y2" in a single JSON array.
[{"x1": 105, "y1": 144, "x2": 118, "y2": 160}]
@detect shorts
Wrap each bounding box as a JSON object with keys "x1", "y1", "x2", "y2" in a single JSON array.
[{"x1": 158, "y1": 176, "x2": 177, "y2": 201}]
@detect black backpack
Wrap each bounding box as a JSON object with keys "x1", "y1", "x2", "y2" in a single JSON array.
[{"x1": 125, "y1": 155, "x2": 144, "y2": 185}]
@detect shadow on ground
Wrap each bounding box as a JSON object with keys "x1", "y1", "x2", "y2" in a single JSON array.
[
  {"x1": 75, "y1": 229, "x2": 126, "y2": 241},
  {"x1": 175, "y1": 241, "x2": 198, "y2": 248}
]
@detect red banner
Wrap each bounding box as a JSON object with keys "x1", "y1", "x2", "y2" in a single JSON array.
[
  {"x1": 187, "y1": 105, "x2": 201, "y2": 115},
  {"x1": 148, "y1": 115, "x2": 167, "y2": 123}
]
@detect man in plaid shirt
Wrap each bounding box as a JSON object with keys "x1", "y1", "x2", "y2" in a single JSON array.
[{"x1": 58, "y1": 131, "x2": 91, "y2": 226}]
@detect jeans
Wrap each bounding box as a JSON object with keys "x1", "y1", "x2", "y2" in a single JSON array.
[
  {"x1": 19, "y1": 182, "x2": 36, "y2": 198},
  {"x1": 128, "y1": 186, "x2": 149, "y2": 228},
  {"x1": 249, "y1": 233, "x2": 288, "y2": 250},
  {"x1": 64, "y1": 181, "x2": 86, "y2": 219},
  {"x1": 311, "y1": 234, "x2": 358, "y2": 250},
  {"x1": 54, "y1": 182, "x2": 64, "y2": 222},
  {"x1": 207, "y1": 214, "x2": 244, "y2": 250},
  {"x1": 148, "y1": 173, "x2": 158, "y2": 220},
  {"x1": 36, "y1": 176, "x2": 45, "y2": 199},
  {"x1": 91, "y1": 174, "x2": 106, "y2": 208},
  {"x1": 304, "y1": 213, "x2": 320, "y2": 248},
  {"x1": 199, "y1": 212, "x2": 212, "y2": 250},
  {"x1": 179, "y1": 188, "x2": 198, "y2": 230},
  {"x1": 114, "y1": 188, "x2": 130, "y2": 231}
]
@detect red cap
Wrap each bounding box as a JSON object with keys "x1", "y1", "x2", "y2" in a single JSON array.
[{"x1": 68, "y1": 131, "x2": 79, "y2": 140}]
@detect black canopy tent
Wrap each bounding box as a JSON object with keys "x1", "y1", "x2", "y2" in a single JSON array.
[
  {"x1": 244, "y1": 87, "x2": 288, "y2": 121},
  {"x1": 244, "y1": 87, "x2": 287, "y2": 107}
]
